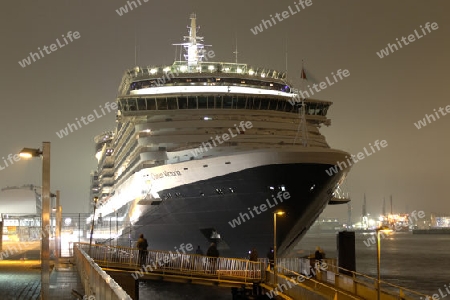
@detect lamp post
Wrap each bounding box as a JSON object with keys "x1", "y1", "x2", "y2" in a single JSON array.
[
  {"x1": 88, "y1": 197, "x2": 99, "y2": 255},
  {"x1": 55, "y1": 190, "x2": 61, "y2": 266},
  {"x1": 20, "y1": 142, "x2": 51, "y2": 300},
  {"x1": 273, "y1": 211, "x2": 285, "y2": 285},
  {"x1": 376, "y1": 226, "x2": 392, "y2": 300}
]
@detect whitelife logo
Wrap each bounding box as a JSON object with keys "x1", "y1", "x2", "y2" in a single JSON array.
[
  {"x1": 414, "y1": 104, "x2": 450, "y2": 129},
  {"x1": 250, "y1": 0, "x2": 313, "y2": 35},
  {"x1": 190, "y1": 121, "x2": 253, "y2": 158},
  {"x1": 325, "y1": 140, "x2": 388, "y2": 176},
  {"x1": 288, "y1": 69, "x2": 350, "y2": 105},
  {"x1": 376, "y1": 22, "x2": 438, "y2": 59},
  {"x1": 55, "y1": 101, "x2": 118, "y2": 139},
  {"x1": 116, "y1": 0, "x2": 149, "y2": 16},
  {"x1": 0, "y1": 153, "x2": 21, "y2": 172},
  {"x1": 228, "y1": 191, "x2": 291, "y2": 228},
  {"x1": 131, "y1": 243, "x2": 193, "y2": 280},
  {"x1": 18, "y1": 31, "x2": 81, "y2": 68}
]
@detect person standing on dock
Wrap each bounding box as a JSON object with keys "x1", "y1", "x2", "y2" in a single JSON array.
[
  {"x1": 249, "y1": 248, "x2": 258, "y2": 261},
  {"x1": 136, "y1": 233, "x2": 149, "y2": 266},
  {"x1": 196, "y1": 245, "x2": 204, "y2": 255},
  {"x1": 206, "y1": 242, "x2": 219, "y2": 273},
  {"x1": 267, "y1": 247, "x2": 274, "y2": 270}
]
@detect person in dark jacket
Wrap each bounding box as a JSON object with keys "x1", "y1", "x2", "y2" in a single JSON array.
[
  {"x1": 249, "y1": 248, "x2": 258, "y2": 261},
  {"x1": 206, "y1": 242, "x2": 219, "y2": 257},
  {"x1": 314, "y1": 246, "x2": 324, "y2": 261},
  {"x1": 206, "y1": 242, "x2": 219, "y2": 273},
  {"x1": 136, "y1": 234, "x2": 148, "y2": 266},
  {"x1": 267, "y1": 247, "x2": 274, "y2": 270}
]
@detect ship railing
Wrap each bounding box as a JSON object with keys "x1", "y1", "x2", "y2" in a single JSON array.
[
  {"x1": 127, "y1": 61, "x2": 286, "y2": 81},
  {"x1": 320, "y1": 263, "x2": 431, "y2": 300},
  {"x1": 75, "y1": 243, "x2": 264, "y2": 282}
]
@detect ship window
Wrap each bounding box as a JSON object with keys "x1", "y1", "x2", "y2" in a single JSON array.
[
  {"x1": 178, "y1": 97, "x2": 188, "y2": 109},
  {"x1": 261, "y1": 99, "x2": 269, "y2": 110},
  {"x1": 137, "y1": 98, "x2": 146, "y2": 110},
  {"x1": 167, "y1": 98, "x2": 177, "y2": 110},
  {"x1": 119, "y1": 100, "x2": 126, "y2": 111},
  {"x1": 198, "y1": 96, "x2": 207, "y2": 109},
  {"x1": 157, "y1": 98, "x2": 167, "y2": 110},
  {"x1": 128, "y1": 98, "x2": 137, "y2": 111},
  {"x1": 236, "y1": 96, "x2": 246, "y2": 109},
  {"x1": 187, "y1": 96, "x2": 197, "y2": 109},
  {"x1": 147, "y1": 98, "x2": 156, "y2": 110},
  {"x1": 307, "y1": 103, "x2": 316, "y2": 115},
  {"x1": 207, "y1": 96, "x2": 215, "y2": 109},
  {"x1": 247, "y1": 97, "x2": 255, "y2": 110},
  {"x1": 255, "y1": 98, "x2": 262, "y2": 110},
  {"x1": 223, "y1": 96, "x2": 232, "y2": 109}
]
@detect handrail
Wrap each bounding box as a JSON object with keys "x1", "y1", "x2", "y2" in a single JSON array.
[
  {"x1": 327, "y1": 263, "x2": 431, "y2": 299},
  {"x1": 76, "y1": 242, "x2": 264, "y2": 282},
  {"x1": 275, "y1": 265, "x2": 361, "y2": 300}
]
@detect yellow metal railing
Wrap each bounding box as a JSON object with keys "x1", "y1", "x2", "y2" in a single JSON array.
[
  {"x1": 75, "y1": 242, "x2": 263, "y2": 282},
  {"x1": 322, "y1": 263, "x2": 431, "y2": 300}
]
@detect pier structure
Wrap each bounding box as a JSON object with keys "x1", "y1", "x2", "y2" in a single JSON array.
[{"x1": 72, "y1": 242, "x2": 430, "y2": 300}]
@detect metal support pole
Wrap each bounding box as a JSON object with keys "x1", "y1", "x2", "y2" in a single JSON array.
[
  {"x1": 55, "y1": 190, "x2": 61, "y2": 265},
  {"x1": 0, "y1": 219, "x2": 3, "y2": 252},
  {"x1": 377, "y1": 231, "x2": 381, "y2": 300},
  {"x1": 78, "y1": 213, "x2": 81, "y2": 244},
  {"x1": 88, "y1": 199, "x2": 97, "y2": 256},
  {"x1": 41, "y1": 142, "x2": 51, "y2": 300},
  {"x1": 273, "y1": 213, "x2": 277, "y2": 285}
]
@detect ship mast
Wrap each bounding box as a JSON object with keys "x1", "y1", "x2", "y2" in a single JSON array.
[
  {"x1": 293, "y1": 60, "x2": 309, "y2": 146},
  {"x1": 173, "y1": 13, "x2": 207, "y2": 69}
]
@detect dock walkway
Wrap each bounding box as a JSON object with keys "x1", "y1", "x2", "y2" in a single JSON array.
[
  {"x1": 78, "y1": 243, "x2": 431, "y2": 300},
  {"x1": 0, "y1": 258, "x2": 84, "y2": 300}
]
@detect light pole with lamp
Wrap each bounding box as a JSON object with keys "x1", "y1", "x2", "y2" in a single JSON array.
[
  {"x1": 88, "y1": 197, "x2": 99, "y2": 255},
  {"x1": 273, "y1": 210, "x2": 285, "y2": 285},
  {"x1": 376, "y1": 226, "x2": 392, "y2": 300},
  {"x1": 20, "y1": 142, "x2": 51, "y2": 300}
]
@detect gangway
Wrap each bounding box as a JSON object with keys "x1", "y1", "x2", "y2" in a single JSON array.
[
  {"x1": 76, "y1": 242, "x2": 264, "y2": 291},
  {"x1": 74, "y1": 243, "x2": 431, "y2": 300}
]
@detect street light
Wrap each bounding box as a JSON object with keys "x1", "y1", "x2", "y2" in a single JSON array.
[
  {"x1": 376, "y1": 226, "x2": 392, "y2": 300},
  {"x1": 88, "y1": 197, "x2": 99, "y2": 255},
  {"x1": 19, "y1": 142, "x2": 51, "y2": 300},
  {"x1": 273, "y1": 210, "x2": 285, "y2": 285}
]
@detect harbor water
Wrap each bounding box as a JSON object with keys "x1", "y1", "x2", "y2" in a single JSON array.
[{"x1": 140, "y1": 232, "x2": 450, "y2": 299}]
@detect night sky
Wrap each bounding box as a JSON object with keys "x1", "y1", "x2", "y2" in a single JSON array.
[{"x1": 1, "y1": 1, "x2": 449, "y2": 220}]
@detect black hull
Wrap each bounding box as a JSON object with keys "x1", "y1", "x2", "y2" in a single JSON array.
[{"x1": 117, "y1": 163, "x2": 345, "y2": 258}]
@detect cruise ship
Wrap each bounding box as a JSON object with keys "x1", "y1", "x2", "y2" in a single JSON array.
[{"x1": 90, "y1": 14, "x2": 351, "y2": 257}]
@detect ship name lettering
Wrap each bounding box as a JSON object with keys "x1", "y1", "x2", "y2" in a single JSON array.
[{"x1": 151, "y1": 170, "x2": 181, "y2": 180}]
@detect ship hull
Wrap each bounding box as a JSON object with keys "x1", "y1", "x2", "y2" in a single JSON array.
[{"x1": 107, "y1": 150, "x2": 349, "y2": 257}]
